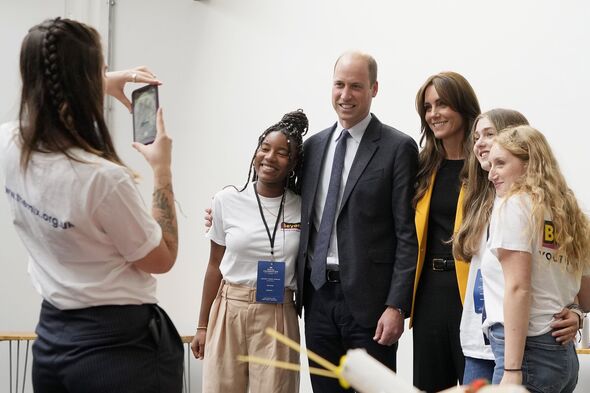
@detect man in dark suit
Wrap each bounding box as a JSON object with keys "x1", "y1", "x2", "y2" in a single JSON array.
[{"x1": 296, "y1": 51, "x2": 418, "y2": 392}]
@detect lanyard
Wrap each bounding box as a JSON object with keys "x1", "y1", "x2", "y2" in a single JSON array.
[{"x1": 254, "y1": 184, "x2": 286, "y2": 259}]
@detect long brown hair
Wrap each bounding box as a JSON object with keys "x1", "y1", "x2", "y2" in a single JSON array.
[
  {"x1": 453, "y1": 109, "x2": 529, "y2": 260},
  {"x1": 413, "y1": 72, "x2": 481, "y2": 207},
  {"x1": 18, "y1": 17, "x2": 125, "y2": 171}
]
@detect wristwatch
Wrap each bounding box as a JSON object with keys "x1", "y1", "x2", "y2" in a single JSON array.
[{"x1": 396, "y1": 307, "x2": 405, "y2": 319}]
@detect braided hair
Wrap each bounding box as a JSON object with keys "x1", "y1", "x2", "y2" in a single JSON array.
[
  {"x1": 239, "y1": 109, "x2": 308, "y2": 194},
  {"x1": 18, "y1": 17, "x2": 125, "y2": 171}
]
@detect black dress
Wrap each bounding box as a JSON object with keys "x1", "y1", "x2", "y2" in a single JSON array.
[{"x1": 413, "y1": 159, "x2": 465, "y2": 393}]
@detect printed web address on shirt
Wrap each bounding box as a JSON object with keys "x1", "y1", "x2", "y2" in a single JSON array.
[{"x1": 5, "y1": 186, "x2": 75, "y2": 230}]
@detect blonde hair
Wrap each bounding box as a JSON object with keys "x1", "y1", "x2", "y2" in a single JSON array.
[
  {"x1": 453, "y1": 109, "x2": 529, "y2": 260},
  {"x1": 494, "y1": 125, "x2": 590, "y2": 272}
]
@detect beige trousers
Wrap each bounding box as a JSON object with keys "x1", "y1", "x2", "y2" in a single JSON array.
[{"x1": 202, "y1": 281, "x2": 300, "y2": 393}]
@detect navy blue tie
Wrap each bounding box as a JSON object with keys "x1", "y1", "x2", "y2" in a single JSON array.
[{"x1": 311, "y1": 129, "x2": 350, "y2": 289}]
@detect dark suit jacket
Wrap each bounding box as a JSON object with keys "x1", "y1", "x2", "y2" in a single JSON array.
[{"x1": 296, "y1": 114, "x2": 419, "y2": 328}]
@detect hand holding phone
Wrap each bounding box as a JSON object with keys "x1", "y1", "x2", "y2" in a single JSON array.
[
  {"x1": 132, "y1": 108, "x2": 173, "y2": 177},
  {"x1": 132, "y1": 85, "x2": 159, "y2": 144}
]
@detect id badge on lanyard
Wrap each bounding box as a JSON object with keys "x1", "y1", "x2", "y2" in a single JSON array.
[
  {"x1": 253, "y1": 184, "x2": 287, "y2": 304},
  {"x1": 256, "y1": 260, "x2": 285, "y2": 303}
]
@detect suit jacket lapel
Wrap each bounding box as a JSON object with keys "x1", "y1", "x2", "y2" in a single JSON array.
[
  {"x1": 339, "y1": 115, "x2": 380, "y2": 213},
  {"x1": 302, "y1": 124, "x2": 336, "y2": 220}
]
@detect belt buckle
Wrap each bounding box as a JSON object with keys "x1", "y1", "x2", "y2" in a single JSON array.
[
  {"x1": 432, "y1": 258, "x2": 445, "y2": 271},
  {"x1": 326, "y1": 268, "x2": 340, "y2": 283}
]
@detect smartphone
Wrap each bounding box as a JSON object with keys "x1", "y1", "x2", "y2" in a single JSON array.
[{"x1": 132, "y1": 84, "x2": 159, "y2": 144}]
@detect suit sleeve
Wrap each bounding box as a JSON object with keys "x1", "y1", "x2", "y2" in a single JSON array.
[{"x1": 386, "y1": 136, "x2": 419, "y2": 314}]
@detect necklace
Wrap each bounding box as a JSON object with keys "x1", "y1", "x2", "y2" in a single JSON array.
[
  {"x1": 255, "y1": 182, "x2": 284, "y2": 218},
  {"x1": 259, "y1": 197, "x2": 282, "y2": 217}
]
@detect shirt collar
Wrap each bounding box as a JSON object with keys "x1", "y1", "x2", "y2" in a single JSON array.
[{"x1": 334, "y1": 113, "x2": 372, "y2": 144}]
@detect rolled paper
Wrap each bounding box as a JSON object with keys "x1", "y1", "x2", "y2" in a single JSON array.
[{"x1": 338, "y1": 348, "x2": 421, "y2": 393}]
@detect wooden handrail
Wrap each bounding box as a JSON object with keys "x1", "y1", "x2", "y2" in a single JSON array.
[
  {"x1": 0, "y1": 332, "x2": 194, "y2": 344},
  {"x1": 0, "y1": 333, "x2": 37, "y2": 341},
  {"x1": 181, "y1": 336, "x2": 194, "y2": 344}
]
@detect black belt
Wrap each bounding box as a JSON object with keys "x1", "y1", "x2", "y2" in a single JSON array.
[
  {"x1": 431, "y1": 257, "x2": 455, "y2": 271},
  {"x1": 326, "y1": 265, "x2": 340, "y2": 283}
]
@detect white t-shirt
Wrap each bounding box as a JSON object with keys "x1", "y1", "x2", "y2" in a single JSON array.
[
  {"x1": 207, "y1": 182, "x2": 301, "y2": 289},
  {"x1": 0, "y1": 122, "x2": 161, "y2": 310},
  {"x1": 460, "y1": 232, "x2": 494, "y2": 360},
  {"x1": 481, "y1": 194, "x2": 583, "y2": 336}
]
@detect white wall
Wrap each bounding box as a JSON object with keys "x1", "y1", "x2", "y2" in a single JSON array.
[
  {"x1": 0, "y1": 3, "x2": 65, "y2": 391},
  {"x1": 1, "y1": 1, "x2": 589, "y2": 392}
]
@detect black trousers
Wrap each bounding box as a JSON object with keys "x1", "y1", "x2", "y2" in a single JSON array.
[
  {"x1": 32, "y1": 300, "x2": 184, "y2": 393},
  {"x1": 303, "y1": 275, "x2": 397, "y2": 393},
  {"x1": 412, "y1": 265, "x2": 464, "y2": 393}
]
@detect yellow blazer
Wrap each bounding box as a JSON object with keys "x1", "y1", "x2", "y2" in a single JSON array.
[{"x1": 409, "y1": 174, "x2": 469, "y2": 327}]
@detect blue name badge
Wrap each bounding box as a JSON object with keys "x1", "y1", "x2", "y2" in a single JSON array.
[
  {"x1": 473, "y1": 269, "x2": 485, "y2": 314},
  {"x1": 256, "y1": 260, "x2": 285, "y2": 304}
]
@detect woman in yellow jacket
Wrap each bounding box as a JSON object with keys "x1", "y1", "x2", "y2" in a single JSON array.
[{"x1": 410, "y1": 72, "x2": 480, "y2": 393}]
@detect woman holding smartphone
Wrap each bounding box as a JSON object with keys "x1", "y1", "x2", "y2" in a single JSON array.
[{"x1": 0, "y1": 17, "x2": 183, "y2": 392}]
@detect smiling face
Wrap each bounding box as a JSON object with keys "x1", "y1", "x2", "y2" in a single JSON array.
[
  {"x1": 254, "y1": 131, "x2": 296, "y2": 196},
  {"x1": 487, "y1": 143, "x2": 526, "y2": 197},
  {"x1": 423, "y1": 84, "x2": 465, "y2": 143},
  {"x1": 332, "y1": 54, "x2": 378, "y2": 129},
  {"x1": 473, "y1": 116, "x2": 496, "y2": 171}
]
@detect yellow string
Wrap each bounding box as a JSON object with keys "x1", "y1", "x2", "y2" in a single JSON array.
[
  {"x1": 237, "y1": 355, "x2": 338, "y2": 379},
  {"x1": 265, "y1": 327, "x2": 339, "y2": 372}
]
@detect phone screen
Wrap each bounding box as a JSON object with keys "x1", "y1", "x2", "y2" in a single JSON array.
[{"x1": 132, "y1": 85, "x2": 159, "y2": 144}]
